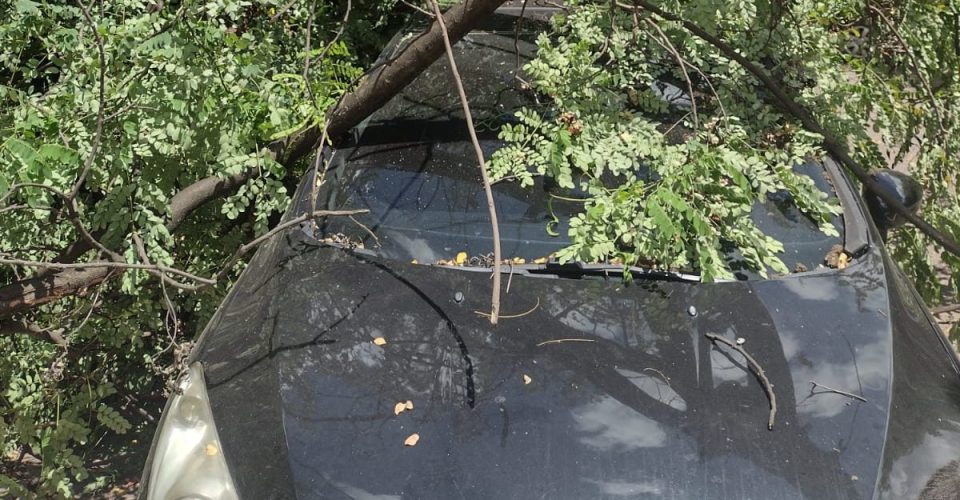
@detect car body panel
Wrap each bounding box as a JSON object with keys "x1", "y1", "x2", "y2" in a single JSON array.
[{"x1": 188, "y1": 217, "x2": 960, "y2": 498}]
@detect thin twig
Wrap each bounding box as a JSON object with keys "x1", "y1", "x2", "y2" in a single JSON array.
[
  {"x1": 132, "y1": 232, "x2": 199, "y2": 291},
  {"x1": 72, "y1": 0, "x2": 107, "y2": 199},
  {"x1": 0, "y1": 204, "x2": 29, "y2": 214},
  {"x1": 310, "y1": 0, "x2": 352, "y2": 67},
  {"x1": 809, "y1": 381, "x2": 867, "y2": 402},
  {"x1": 0, "y1": 319, "x2": 67, "y2": 346},
  {"x1": 348, "y1": 215, "x2": 380, "y2": 247},
  {"x1": 642, "y1": 367, "x2": 672, "y2": 387},
  {"x1": 536, "y1": 338, "x2": 597, "y2": 346},
  {"x1": 1, "y1": 183, "x2": 120, "y2": 261},
  {"x1": 401, "y1": 0, "x2": 434, "y2": 17},
  {"x1": 644, "y1": 18, "x2": 698, "y2": 128},
  {"x1": 474, "y1": 297, "x2": 539, "y2": 319},
  {"x1": 430, "y1": 0, "x2": 503, "y2": 325},
  {"x1": 302, "y1": 2, "x2": 317, "y2": 107},
  {"x1": 271, "y1": 0, "x2": 301, "y2": 20},
  {"x1": 869, "y1": 4, "x2": 948, "y2": 147},
  {"x1": 705, "y1": 332, "x2": 777, "y2": 430},
  {"x1": 0, "y1": 257, "x2": 216, "y2": 285},
  {"x1": 514, "y1": 0, "x2": 530, "y2": 69},
  {"x1": 214, "y1": 209, "x2": 367, "y2": 281}
]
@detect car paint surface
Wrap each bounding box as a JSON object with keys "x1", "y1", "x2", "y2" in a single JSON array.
[{"x1": 190, "y1": 218, "x2": 960, "y2": 499}]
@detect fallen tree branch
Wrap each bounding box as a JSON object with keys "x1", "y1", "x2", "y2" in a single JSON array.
[
  {"x1": 0, "y1": 0, "x2": 509, "y2": 319},
  {"x1": 0, "y1": 319, "x2": 67, "y2": 346},
  {"x1": 621, "y1": 0, "x2": 960, "y2": 257},
  {"x1": 284, "y1": 0, "x2": 510, "y2": 163},
  {"x1": 705, "y1": 332, "x2": 777, "y2": 430},
  {"x1": 431, "y1": 0, "x2": 503, "y2": 324},
  {"x1": 0, "y1": 257, "x2": 217, "y2": 285},
  {"x1": 0, "y1": 209, "x2": 367, "y2": 319}
]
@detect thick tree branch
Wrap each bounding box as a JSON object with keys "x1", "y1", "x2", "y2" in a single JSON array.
[
  {"x1": 0, "y1": 210, "x2": 367, "y2": 316},
  {"x1": 166, "y1": 168, "x2": 258, "y2": 231},
  {"x1": 0, "y1": 319, "x2": 67, "y2": 346},
  {"x1": 281, "y1": 0, "x2": 509, "y2": 163}
]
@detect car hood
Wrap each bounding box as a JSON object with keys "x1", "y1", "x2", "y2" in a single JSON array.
[{"x1": 193, "y1": 234, "x2": 960, "y2": 499}]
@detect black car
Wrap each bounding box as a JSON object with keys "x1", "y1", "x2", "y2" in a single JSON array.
[{"x1": 140, "y1": 8, "x2": 960, "y2": 500}]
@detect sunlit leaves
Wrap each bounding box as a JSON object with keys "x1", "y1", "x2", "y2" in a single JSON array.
[
  {"x1": 0, "y1": 0, "x2": 396, "y2": 494},
  {"x1": 489, "y1": 2, "x2": 847, "y2": 280}
]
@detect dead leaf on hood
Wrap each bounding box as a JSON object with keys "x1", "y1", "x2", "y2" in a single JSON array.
[
  {"x1": 372, "y1": 337, "x2": 387, "y2": 346},
  {"x1": 394, "y1": 400, "x2": 414, "y2": 415},
  {"x1": 837, "y1": 252, "x2": 849, "y2": 269},
  {"x1": 523, "y1": 374, "x2": 532, "y2": 385},
  {"x1": 404, "y1": 433, "x2": 420, "y2": 447},
  {"x1": 455, "y1": 251, "x2": 468, "y2": 264}
]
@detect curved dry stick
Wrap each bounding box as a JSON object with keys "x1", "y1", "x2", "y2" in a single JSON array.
[
  {"x1": 430, "y1": 0, "x2": 503, "y2": 324},
  {"x1": 705, "y1": 332, "x2": 777, "y2": 430},
  {"x1": 475, "y1": 297, "x2": 539, "y2": 320},
  {"x1": 536, "y1": 338, "x2": 597, "y2": 346},
  {"x1": 809, "y1": 381, "x2": 867, "y2": 402}
]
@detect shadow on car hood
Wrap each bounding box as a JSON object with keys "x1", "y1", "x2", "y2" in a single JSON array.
[{"x1": 196, "y1": 236, "x2": 903, "y2": 499}]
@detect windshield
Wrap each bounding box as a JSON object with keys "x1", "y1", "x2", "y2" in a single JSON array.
[{"x1": 305, "y1": 20, "x2": 845, "y2": 280}]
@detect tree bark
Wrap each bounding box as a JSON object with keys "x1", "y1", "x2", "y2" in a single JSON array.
[{"x1": 0, "y1": 0, "x2": 509, "y2": 319}]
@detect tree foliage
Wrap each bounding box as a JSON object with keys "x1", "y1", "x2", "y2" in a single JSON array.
[
  {"x1": 490, "y1": 0, "x2": 959, "y2": 286},
  {"x1": 0, "y1": 0, "x2": 396, "y2": 495},
  {"x1": 1, "y1": 0, "x2": 958, "y2": 495}
]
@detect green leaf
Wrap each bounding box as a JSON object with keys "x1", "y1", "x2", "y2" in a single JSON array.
[{"x1": 14, "y1": 0, "x2": 40, "y2": 15}]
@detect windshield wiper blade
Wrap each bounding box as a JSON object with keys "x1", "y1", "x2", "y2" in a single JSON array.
[{"x1": 515, "y1": 262, "x2": 701, "y2": 282}]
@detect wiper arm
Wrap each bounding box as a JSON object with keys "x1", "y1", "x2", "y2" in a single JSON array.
[{"x1": 515, "y1": 262, "x2": 701, "y2": 282}]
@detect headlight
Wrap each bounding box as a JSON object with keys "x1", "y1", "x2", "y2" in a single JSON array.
[{"x1": 145, "y1": 363, "x2": 239, "y2": 500}]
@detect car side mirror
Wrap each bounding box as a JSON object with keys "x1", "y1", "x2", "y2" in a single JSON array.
[{"x1": 862, "y1": 169, "x2": 923, "y2": 241}]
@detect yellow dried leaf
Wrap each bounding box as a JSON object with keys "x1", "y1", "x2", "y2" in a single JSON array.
[
  {"x1": 372, "y1": 337, "x2": 387, "y2": 346},
  {"x1": 533, "y1": 257, "x2": 548, "y2": 264},
  {"x1": 204, "y1": 443, "x2": 219, "y2": 456},
  {"x1": 405, "y1": 400, "x2": 414, "y2": 410},
  {"x1": 394, "y1": 402, "x2": 407, "y2": 415},
  {"x1": 513, "y1": 257, "x2": 526, "y2": 264},
  {"x1": 404, "y1": 433, "x2": 420, "y2": 447},
  {"x1": 838, "y1": 252, "x2": 849, "y2": 270},
  {"x1": 411, "y1": 259, "x2": 418, "y2": 264},
  {"x1": 455, "y1": 251, "x2": 468, "y2": 264},
  {"x1": 523, "y1": 374, "x2": 532, "y2": 385}
]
